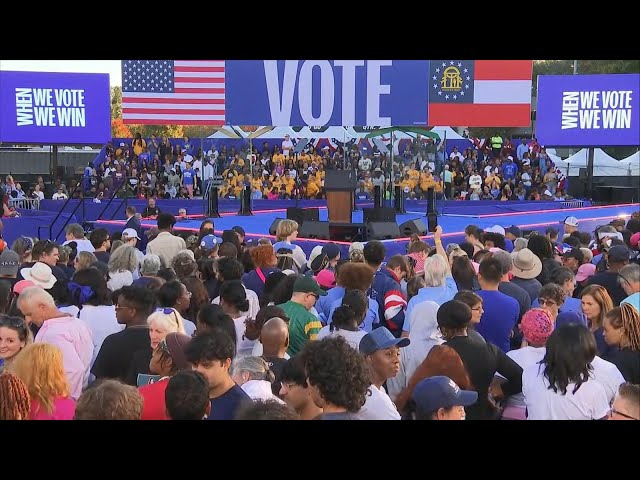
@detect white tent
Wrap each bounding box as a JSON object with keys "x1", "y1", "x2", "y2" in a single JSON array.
[
  {"x1": 430, "y1": 126, "x2": 464, "y2": 140},
  {"x1": 554, "y1": 148, "x2": 636, "y2": 177},
  {"x1": 619, "y1": 150, "x2": 640, "y2": 176}
]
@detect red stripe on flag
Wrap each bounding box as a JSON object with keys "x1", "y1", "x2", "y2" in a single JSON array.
[
  {"x1": 175, "y1": 77, "x2": 224, "y2": 83},
  {"x1": 174, "y1": 66, "x2": 225, "y2": 72},
  {"x1": 174, "y1": 88, "x2": 225, "y2": 94},
  {"x1": 122, "y1": 98, "x2": 225, "y2": 105},
  {"x1": 125, "y1": 119, "x2": 226, "y2": 125},
  {"x1": 474, "y1": 60, "x2": 533, "y2": 80},
  {"x1": 123, "y1": 108, "x2": 225, "y2": 115},
  {"x1": 428, "y1": 103, "x2": 531, "y2": 127}
]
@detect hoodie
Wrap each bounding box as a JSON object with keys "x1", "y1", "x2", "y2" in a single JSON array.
[{"x1": 370, "y1": 267, "x2": 407, "y2": 338}]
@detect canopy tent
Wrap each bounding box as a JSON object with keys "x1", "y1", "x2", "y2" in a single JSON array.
[
  {"x1": 429, "y1": 126, "x2": 465, "y2": 141},
  {"x1": 554, "y1": 148, "x2": 638, "y2": 177}
]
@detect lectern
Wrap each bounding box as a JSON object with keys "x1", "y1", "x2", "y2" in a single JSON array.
[{"x1": 325, "y1": 170, "x2": 356, "y2": 223}]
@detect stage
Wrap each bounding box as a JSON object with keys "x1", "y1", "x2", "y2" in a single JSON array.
[{"x1": 87, "y1": 201, "x2": 639, "y2": 258}]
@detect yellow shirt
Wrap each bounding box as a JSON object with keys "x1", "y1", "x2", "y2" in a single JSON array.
[
  {"x1": 273, "y1": 153, "x2": 286, "y2": 165},
  {"x1": 284, "y1": 178, "x2": 295, "y2": 194},
  {"x1": 252, "y1": 178, "x2": 263, "y2": 191},
  {"x1": 133, "y1": 139, "x2": 146, "y2": 156},
  {"x1": 307, "y1": 181, "x2": 319, "y2": 198},
  {"x1": 298, "y1": 153, "x2": 311, "y2": 163},
  {"x1": 420, "y1": 172, "x2": 436, "y2": 191}
]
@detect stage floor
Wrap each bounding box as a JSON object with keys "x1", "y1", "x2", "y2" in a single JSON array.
[{"x1": 93, "y1": 202, "x2": 639, "y2": 258}]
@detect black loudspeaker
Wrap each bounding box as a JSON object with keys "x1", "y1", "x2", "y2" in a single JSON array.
[
  {"x1": 298, "y1": 221, "x2": 330, "y2": 240},
  {"x1": 427, "y1": 213, "x2": 438, "y2": 233},
  {"x1": 398, "y1": 218, "x2": 427, "y2": 237},
  {"x1": 367, "y1": 222, "x2": 401, "y2": 240},
  {"x1": 394, "y1": 186, "x2": 406, "y2": 213},
  {"x1": 238, "y1": 185, "x2": 253, "y2": 216},
  {"x1": 373, "y1": 185, "x2": 382, "y2": 208},
  {"x1": 363, "y1": 207, "x2": 396, "y2": 224},
  {"x1": 287, "y1": 207, "x2": 319, "y2": 225},
  {"x1": 269, "y1": 218, "x2": 285, "y2": 236},
  {"x1": 426, "y1": 187, "x2": 437, "y2": 215},
  {"x1": 330, "y1": 223, "x2": 366, "y2": 242}
]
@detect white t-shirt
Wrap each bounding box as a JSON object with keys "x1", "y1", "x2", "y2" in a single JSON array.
[
  {"x1": 354, "y1": 385, "x2": 401, "y2": 420},
  {"x1": 591, "y1": 356, "x2": 625, "y2": 403},
  {"x1": 233, "y1": 315, "x2": 256, "y2": 358},
  {"x1": 469, "y1": 174, "x2": 482, "y2": 190},
  {"x1": 521, "y1": 172, "x2": 532, "y2": 186},
  {"x1": 282, "y1": 139, "x2": 294, "y2": 157},
  {"x1": 522, "y1": 363, "x2": 610, "y2": 420},
  {"x1": 316, "y1": 327, "x2": 367, "y2": 351},
  {"x1": 213, "y1": 286, "x2": 260, "y2": 320},
  {"x1": 504, "y1": 346, "x2": 546, "y2": 408},
  {"x1": 52, "y1": 192, "x2": 68, "y2": 200},
  {"x1": 63, "y1": 238, "x2": 95, "y2": 254},
  {"x1": 78, "y1": 305, "x2": 124, "y2": 368}
]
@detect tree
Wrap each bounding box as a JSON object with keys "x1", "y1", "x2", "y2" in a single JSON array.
[
  {"x1": 110, "y1": 86, "x2": 122, "y2": 119},
  {"x1": 111, "y1": 118, "x2": 132, "y2": 138}
]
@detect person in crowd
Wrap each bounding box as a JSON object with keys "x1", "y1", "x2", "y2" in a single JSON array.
[
  {"x1": 522, "y1": 323, "x2": 611, "y2": 420},
  {"x1": 219, "y1": 280, "x2": 254, "y2": 358},
  {"x1": 89, "y1": 229, "x2": 111, "y2": 264},
  {"x1": 619, "y1": 263, "x2": 639, "y2": 311},
  {"x1": 301, "y1": 336, "x2": 371, "y2": 420},
  {"x1": 580, "y1": 284, "x2": 615, "y2": 357},
  {"x1": 235, "y1": 399, "x2": 300, "y2": 420},
  {"x1": 256, "y1": 317, "x2": 289, "y2": 395},
  {"x1": 0, "y1": 372, "x2": 31, "y2": 420},
  {"x1": 196, "y1": 304, "x2": 236, "y2": 343},
  {"x1": 197, "y1": 258, "x2": 218, "y2": 300},
  {"x1": 0, "y1": 315, "x2": 31, "y2": 371},
  {"x1": 165, "y1": 370, "x2": 211, "y2": 420},
  {"x1": 171, "y1": 251, "x2": 198, "y2": 280},
  {"x1": 278, "y1": 276, "x2": 326, "y2": 356},
  {"x1": 75, "y1": 379, "x2": 144, "y2": 420},
  {"x1": 272, "y1": 219, "x2": 308, "y2": 273},
  {"x1": 231, "y1": 356, "x2": 284, "y2": 404},
  {"x1": 438, "y1": 300, "x2": 523, "y2": 420},
  {"x1": 74, "y1": 251, "x2": 97, "y2": 272},
  {"x1": 452, "y1": 291, "x2": 486, "y2": 344},
  {"x1": 317, "y1": 289, "x2": 369, "y2": 349},
  {"x1": 91, "y1": 286, "x2": 155, "y2": 383},
  {"x1": 138, "y1": 332, "x2": 192, "y2": 420},
  {"x1": 12, "y1": 237, "x2": 34, "y2": 265},
  {"x1": 242, "y1": 244, "x2": 280, "y2": 299},
  {"x1": 355, "y1": 327, "x2": 409, "y2": 420},
  {"x1": 214, "y1": 257, "x2": 260, "y2": 319},
  {"x1": 106, "y1": 244, "x2": 136, "y2": 291},
  {"x1": 278, "y1": 353, "x2": 323, "y2": 420},
  {"x1": 133, "y1": 254, "x2": 162, "y2": 288},
  {"x1": 608, "y1": 382, "x2": 639, "y2": 421},
  {"x1": 349, "y1": 242, "x2": 365, "y2": 264},
  {"x1": 528, "y1": 234, "x2": 561, "y2": 286},
  {"x1": 146, "y1": 213, "x2": 186, "y2": 268},
  {"x1": 10, "y1": 343, "x2": 76, "y2": 420},
  {"x1": 141, "y1": 198, "x2": 160, "y2": 218},
  {"x1": 17, "y1": 287, "x2": 93, "y2": 399},
  {"x1": 603, "y1": 304, "x2": 640, "y2": 383},
  {"x1": 387, "y1": 301, "x2": 442, "y2": 400},
  {"x1": 185, "y1": 330, "x2": 251, "y2": 420},
  {"x1": 156, "y1": 280, "x2": 197, "y2": 336},
  {"x1": 450, "y1": 254, "x2": 477, "y2": 292},
  {"x1": 588, "y1": 245, "x2": 631, "y2": 306},
  {"x1": 475, "y1": 255, "x2": 520, "y2": 352},
  {"x1": 406, "y1": 376, "x2": 478, "y2": 420},
  {"x1": 324, "y1": 263, "x2": 379, "y2": 331},
  {"x1": 63, "y1": 224, "x2": 95, "y2": 254},
  {"x1": 126, "y1": 307, "x2": 187, "y2": 386},
  {"x1": 69, "y1": 267, "x2": 122, "y2": 369}
]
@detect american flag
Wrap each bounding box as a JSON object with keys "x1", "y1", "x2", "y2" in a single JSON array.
[
  {"x1": 121, "y1": 60, "x2": 225, "y2": 125},
  {"x1": 428, "y1": 60, "x2": 532, "y2": 127}
]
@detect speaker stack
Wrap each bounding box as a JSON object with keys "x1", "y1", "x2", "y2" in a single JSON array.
[
  {"x1": 426, "y1": 187, "x2": 438, "y2": 233},
  {"x1": 286, "y1": 207, "x2": 319, "y2": 225}
]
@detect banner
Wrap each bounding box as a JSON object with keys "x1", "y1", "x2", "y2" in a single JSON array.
[
  {"x1": 0, "y1": 71, "x2": 111, "y2": 144},
  {"x1": 536, "y1": 74, "x2": 640, "y2": 147},
  {"x1": 121, "y1": 60, "x2": 533, "y2": 127}
]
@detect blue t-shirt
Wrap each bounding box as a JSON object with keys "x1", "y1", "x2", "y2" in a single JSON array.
[
  {"x1": 327, "y1": 297, "x2": 380, "y2": 332},
  {"x1": 533, "y1": 296, "x2": 584, "y2": 316},
  {"x1": 183, "y1": 169, "x2": 194, "y2": 185},
  {"x1": 622, "y1": 292, "x2": 640, "y2": 311},
  {"x1": 207, "y1": 383, "x2": 251, "y2": 420},
  {"x1": 475, "y1": 290, "x2": 519, "y2": 353},
  {"x1": 403, "y1": 276, "x2": 458, "y2": 332},
  {"x1": 502, "y1": 162, "x2": 517, "y2": 180}
]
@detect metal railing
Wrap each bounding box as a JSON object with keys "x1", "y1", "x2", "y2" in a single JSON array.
[
  {"x1": 37, "y1": 182, "x2": 83, "y2": 241},
  {"x1": 8, "y1": 198, "x2": 40, "y2": 210}
]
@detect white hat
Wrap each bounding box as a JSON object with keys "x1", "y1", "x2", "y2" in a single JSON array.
[
  {"x1": 122, "y1": 228, "x2": 141, "y2": 240},
  {"x1": 484, "y1": 225, "x2": 506, "y2": 236},
  {"x1": 307, "y1": 245, "x2": 323, "y2": 269},
  {"x1": 20, "y1": 262, "x2": 56, "y2": 289},
  {"x1": 507, "y1": 155, "x2": 513, "y2": 161},
  {"x1": 563, "y1": 216, "x2": 579, "y2": 227}
]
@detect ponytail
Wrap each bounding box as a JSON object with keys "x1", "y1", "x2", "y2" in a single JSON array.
[{"x1": 332, "y1": 289, "x2": 368, "y2": 331}]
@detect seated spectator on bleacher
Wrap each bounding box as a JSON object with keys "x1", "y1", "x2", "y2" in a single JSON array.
[
  {"x1": 52, "y1": 186, "x2": 68, "y2": 200},
  {"x1": 141, "y1": 198, "x2": 160, "y2": 218}
]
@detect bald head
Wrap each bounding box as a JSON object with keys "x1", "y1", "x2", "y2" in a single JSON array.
[{"x1": 260, "y1": 317, "x2": 289, "y2": 357}]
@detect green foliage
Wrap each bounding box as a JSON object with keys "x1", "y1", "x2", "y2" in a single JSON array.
[{"x1": 110, "y1": 86, "x2": 122, "y2": 119}]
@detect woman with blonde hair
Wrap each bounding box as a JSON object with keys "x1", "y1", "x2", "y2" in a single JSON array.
[
  {"x1": 74, "y1": 250, "x2": 97, "y2": 272},
  {"x1": 10, "y1": 343, "x2": 76, "y2": 420},
  {"x1": 581, "y1": 284, "x2": 615, "y2": 356},
  {"x1": 272, "y1": 219, "x2": 307, "y2": 271},
  {"x1": 107, "y1": 245, "x2": 137, "y2": 291}
]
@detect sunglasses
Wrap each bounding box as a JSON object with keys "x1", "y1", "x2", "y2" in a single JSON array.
[
  {"x1": 158, "y1": 308, "x2": 182, "y2": 329},
  {"x1": 609, "y1": 406, "x2": 638, "y2": 421}
]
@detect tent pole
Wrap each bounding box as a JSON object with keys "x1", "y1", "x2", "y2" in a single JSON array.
[{"x1": 587, "y1": 147, "x2": 594, "y2": 201}]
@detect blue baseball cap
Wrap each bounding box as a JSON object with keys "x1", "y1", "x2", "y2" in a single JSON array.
[
  {"x1": 200, "y1": 234, "x2": 220, "y2": 250},
  {"x1": 412, "y1": 376, "x2": 478, "y2": 414},
  {"x1": 359, "y1": 327, "x2": 410, "y2": 355}
]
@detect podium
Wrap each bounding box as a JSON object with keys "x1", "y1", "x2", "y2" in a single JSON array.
[{"x1": 325, "y1": 170, "x2": 356, "y2": 223}]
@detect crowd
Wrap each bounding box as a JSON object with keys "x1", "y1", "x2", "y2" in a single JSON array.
[
  {"x1": 0, "y1": 207, "x2": 639, "y2": 421},
  {"x1": 1, "y1": 134, "x2": 569, "y2": 206}
]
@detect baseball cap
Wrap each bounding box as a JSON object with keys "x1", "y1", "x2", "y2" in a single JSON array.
[
  {"x1": 200, "y1": 234, "x2": 220, "y2": 250},
  {"x1": 292, "y1": 276, "x2": 327, "y2": 296},
  {"x1": 13, "y1": 279, "x2": 36, "y2": 295},
  {"x1": 608, "y1": 245, "x2": 631, "y2": 263},
  {"x1": 505, "y1": 225, "x2": 522, "y2": 238},
  {"x1": 232, "y1": 226, "x2": 245, "y2": 237},
  {"x1": 314, "y1": 269, "x2": 336, "y2": 289},
  {"x1": 575, "y1": 263, "x2": 597, "y2": 282},
  {"x1": 359, "y1": 327, "x2": 410, "y2": 355},
  {"x1": 563, "y1": 248, "x2": 584, "y2": 263},
  {"x1": 306, "y1": 245, "x2": 323, "y2": 270},
  {"x1": 563, "y1": 216, "x2": 579, "y2": 227},
  {"x1": 484, "y1": 225, "x2": 506, "y2": 236},
  {"x1": 411, "y1": 376, "x2": 478, "y2": 414},
  {"x1": 321, "y1": 242, "x2": 340, "y2": 261},
  {"x1": 630, "y1": 232, "x2": 640, "y2": 250},
  {"x1": 122, "y1": 228, "x2": 141, "y2": 241},
  {"x1": 0, "y1": 249, "x2": 20, "y2": 276}
]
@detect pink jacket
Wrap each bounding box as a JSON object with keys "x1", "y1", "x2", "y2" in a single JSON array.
[{"x1": 35, "y1": 316, "x2": 94, "y2": 400}]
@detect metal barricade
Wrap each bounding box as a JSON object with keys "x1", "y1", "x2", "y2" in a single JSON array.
[
  {"x1": 8, "y1": 198, "x2": 40, "y2": 210},
  {"x1": 562, "y1": 200, "x2": 584, "y2": 209}
]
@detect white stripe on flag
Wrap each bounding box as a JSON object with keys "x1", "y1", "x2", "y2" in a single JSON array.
[
  {"x1": 473, "y1": 80, "x2": 532, "y2": 104},
  {"x1": 174, "y1": 82, "x2": 224, "y2": 89},
  {"x1": 174, "y1": 71, "x2": 225, "y2": 78},
  {"x1": 122, "y1": 113, "x2": 225, "y2": 121},
  {"x1": 123, "y1": 92, "x2": 225, "y2": 99},
  {"x1": 122, "y1": 103, "x2": 220, "y2": 110},
  {"x1": 174, "y1": 61, "x2": 225, "y2": 68}
]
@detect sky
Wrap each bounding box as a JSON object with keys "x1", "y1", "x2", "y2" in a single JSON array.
[{"x1": 0, "y1": 60, "x2": 122, "y2": 86}]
